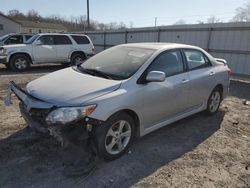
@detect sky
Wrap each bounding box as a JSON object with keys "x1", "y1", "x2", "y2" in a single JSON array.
[{"x1": 0, "y1": 0, "x2": 248, "y2": 27}]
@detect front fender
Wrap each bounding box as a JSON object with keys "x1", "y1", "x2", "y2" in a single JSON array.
[
  {"x1": 88, "y1": 88, "x2": 144, "y2": 128},
  {"x1": 7, "y1": 49, "x2": 33, "y2": 62}
]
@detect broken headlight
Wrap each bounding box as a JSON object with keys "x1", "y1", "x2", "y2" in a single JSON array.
[{"x1": 46, "y1": 104, "x2": 97, "y2": 125}]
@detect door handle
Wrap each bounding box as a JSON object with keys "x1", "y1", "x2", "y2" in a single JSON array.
[
  {"x1": 209, "y1": 71, "x2": 215, "y2": 76},
  {"x1": 182, "y1": 79, "x2": 189, "y2": 84}
]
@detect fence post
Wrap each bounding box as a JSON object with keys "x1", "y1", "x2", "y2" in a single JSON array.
[
  {"x1": 125, "y1": 30, "x2": 128, "y2": 43},
  {"x1": 157, "y1": 28, "x2": 161, "y2": 42},
  {"x1": 103, "y1": 31, "x2": 106, "y2": 50},
  {"x1": 207, "y1": 28, "x2": 213, "y2": 52}
]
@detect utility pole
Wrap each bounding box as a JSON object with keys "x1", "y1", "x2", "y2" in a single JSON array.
[
  {"x1": 87, "y1": 0, "x2": 90, "y2": 30},
  {"x1": 154, "y1": 17, "x2": 157, "y2": 27}
]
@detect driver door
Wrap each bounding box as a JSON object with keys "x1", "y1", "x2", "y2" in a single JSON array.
[
  {"x1": 141, "y1": 50, "x2": 190, "y2": 129},
  {"x1": 32, "y1": 35, "x2": 57, "y2": 62}
]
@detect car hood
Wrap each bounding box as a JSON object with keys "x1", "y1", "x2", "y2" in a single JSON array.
[
  {"x1": 3, "y1": 44, "x2": 30, "y2": 53},
  {"x1": 3, "y1": 44, "x2": 28, "y2": 49},
  {"x1": 26, "y1": 67, "x2": 122, "y2": 106}
]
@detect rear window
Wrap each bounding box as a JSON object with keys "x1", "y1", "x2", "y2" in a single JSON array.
[
  {"x1": 71, "y1": 35, "x2": 90, "y2": 44},
  {"x1": 54, "y1": 35, "x2": 72, "y2": 45}
]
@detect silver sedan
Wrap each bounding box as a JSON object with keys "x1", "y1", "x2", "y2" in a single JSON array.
[{"x1": 5, "y1": 43, "x2": 231, "y2": 160}]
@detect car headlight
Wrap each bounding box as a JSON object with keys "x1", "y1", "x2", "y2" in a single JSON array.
[
  {"x1": 0, "y1": 48, "x2": 7, "y2": 55},
  {"x1": 46, "y1": 104, "x2": 97, "y2": 125}
]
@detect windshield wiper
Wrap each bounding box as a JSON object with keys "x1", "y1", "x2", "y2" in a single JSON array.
[{"x1": 78, "y1": 67, "x2": 113, "y2": 80}]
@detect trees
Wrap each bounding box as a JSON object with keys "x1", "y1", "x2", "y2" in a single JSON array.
[
  {"x1": 7, "y1": 9, "x2": 25, "y2": 19},
  {"x1": 206, "y1": 16, "x2": 221, "y2": 23},
  {"x1": 4, "y1": 9, "x2": 129, "y2": 31},
  {"x1": 232, "y1": 3, "x2": 250, "y2": 22},
  {"x1": 174, "y1": 19, "x2": 186, "y2": 25}
]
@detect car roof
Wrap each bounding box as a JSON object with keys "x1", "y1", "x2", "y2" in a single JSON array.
[
  {"x1": 36, "y1": 33, "x2": 87, "y2": 36},
  {"x1": 119, "y1": 43, "x2": 202, "y2": 51}
]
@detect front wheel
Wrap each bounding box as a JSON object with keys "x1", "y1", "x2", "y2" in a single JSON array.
[
  {"x1": 93, "y1": 113, "x2": 135, "y2": 160},
  {"x1": 10, "y1": 54, "x2": 31, "y2": 71},
  {"x1": 206, "y1": 88, "x2": 222, "y2": 115}
]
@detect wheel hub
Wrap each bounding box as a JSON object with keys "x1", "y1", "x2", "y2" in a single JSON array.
[{"x1": 105, "y1": 120, "x2": 132, "y2": 155}]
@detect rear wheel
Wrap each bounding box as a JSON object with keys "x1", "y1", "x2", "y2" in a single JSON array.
[
  {"x1": 70, "y1": 53, "x2": 86, "y2": 66},
  {"x1": 206, "y1": 88, "x2": 222, "y2": 115},
  {"x1": 93, "y1": 113, "x2": 135, "y2": 160},
  {"x1": 10, "y1": 54, "x2": 31, "y2": 71}
]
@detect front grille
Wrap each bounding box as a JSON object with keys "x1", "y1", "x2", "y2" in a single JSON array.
[
  {"x1": 20, "y1": 102, "x2": 50, "y2": 127},
  {"x1": 29, "y1": 108, "x2": 50, "y2": 126}
]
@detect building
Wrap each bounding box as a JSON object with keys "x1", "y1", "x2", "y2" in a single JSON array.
[{"x1": 0, "y1": 13, "x2": 67, "y2": 36}]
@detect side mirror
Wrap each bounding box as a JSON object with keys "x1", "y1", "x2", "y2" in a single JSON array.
[
  {"x1": 146, "y1": 71, "x2": 166, "y2": 82},
  {"x1": 35, "y1": 40, "x2": 42, "y2": 45}
]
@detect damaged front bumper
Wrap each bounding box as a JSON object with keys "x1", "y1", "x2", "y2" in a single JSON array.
[{"x1": 4, "y1": 81, "x2": 103, "y2": 144}]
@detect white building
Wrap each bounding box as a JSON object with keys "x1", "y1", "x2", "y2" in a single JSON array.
[{"x1": 0, "y1": 13, "x2": 67, "y2": 36}]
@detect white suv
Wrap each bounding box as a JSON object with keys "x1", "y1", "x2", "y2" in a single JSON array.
[{"x1": 0, "y1": 33, "x2": 95, "y2": 71}]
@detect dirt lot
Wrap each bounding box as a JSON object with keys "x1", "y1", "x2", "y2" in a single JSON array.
[{"x1": 0, "y1": 64, "x2": 249, "y2": 188}]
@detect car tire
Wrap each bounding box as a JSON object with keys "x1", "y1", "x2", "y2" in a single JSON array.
[
  {"x1": 93, "y1": 113, "x2": 135, "y2": 160},
  {"x1": 70, "y1": 53, "x2": 86, "y2": 66},
  {"x1": 10, "y1": 54, "x2": 31, "y2": 72},
  {"x1": 206, "y1": 87, "x2": 222, "y2": 115}
]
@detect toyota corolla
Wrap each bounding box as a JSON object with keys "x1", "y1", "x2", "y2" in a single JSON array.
[{"x1": 5, "y1": 43, "x2": 231, "y2": 160}]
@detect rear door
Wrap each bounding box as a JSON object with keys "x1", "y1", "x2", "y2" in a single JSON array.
[
  {"x1": 142, "y1": 49, "x2": 190, "y2": 129},
  {"x1": 54, "y1": 35, "x2": 73, "y2": 61},
  {"x1": 70, "y1": 35, "x2": 92, "y2": 55},
  {"x1": 182, "y1": 49, "x2": 216, "y2": 109},
  {"x1": 32, "y1": 35, "x2": 57, "y2": 62}
]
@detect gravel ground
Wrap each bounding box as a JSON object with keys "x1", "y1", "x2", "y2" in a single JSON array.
[{"x1": 0, "y1": 64, "x2": 249, "y2": 188}]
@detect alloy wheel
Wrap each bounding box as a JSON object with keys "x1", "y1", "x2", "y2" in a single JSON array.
[
  {"x1": 209, "y1": 91, "x2": 221, "y2": 113},
  {"x1": 14, "y1": 58, "x2": 28, "y2": 70},
  {"x1": 105, "y1": 120, "x2": 132, "y2": 155}
]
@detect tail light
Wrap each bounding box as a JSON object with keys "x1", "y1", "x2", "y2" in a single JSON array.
[
  {"x1": 227, "y1": 68, "x2": 232, "y2": 76},
  {"x1": 92, "y1": 46, "x2": 96, "y2": 54}
]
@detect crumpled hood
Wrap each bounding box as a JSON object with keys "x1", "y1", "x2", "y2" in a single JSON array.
[{"x1": 26, "y1": 67, "x2": 122, "y2": 106}]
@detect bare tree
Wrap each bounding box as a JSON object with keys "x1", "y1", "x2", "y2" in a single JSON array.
[
  {"x1": 27, "y1": 9, "x2": 41, "y2": 21},
  {"x1": 206, "y1": 16, "x2": 221, "y2": 23},
  {"x1": 4, "y1": 9, "x2": 128, "y2": 31},
  {"x1": 174, "y1": 19, "x2": 186, "y2": 25},
  {"x1": 232, "y1": 2, "x2": 250, "y2": 22},
  {"x1": 7, "y1": 9, "x2": 25, "y2": 19}
]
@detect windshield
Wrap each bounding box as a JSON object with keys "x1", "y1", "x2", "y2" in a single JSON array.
[
  {"x1": 80, "y1": 46, "x2": 155, "y2": 80},
  {"x1": 0, "y1": 34, "x2": 11, "y2": 42},
  {"x1": 25, "y1": 35, "x2": 40, "y2": 44}
]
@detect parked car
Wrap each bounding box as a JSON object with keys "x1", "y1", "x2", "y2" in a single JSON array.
[
  {"x1": 0, "y1": 33, "x2": 34, "y2": 46},
  {"x1": 0, "y1": 33, "x2": 95, "y2": 71},
  {"x1": 5, "y1": 43, "x2": 231, "y2": 160}
]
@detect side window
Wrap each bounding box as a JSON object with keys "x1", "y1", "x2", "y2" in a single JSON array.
[
  {"x1": 25, "y1": 35, "x2": 33, "y2": 41},
  {"x1": 54, "y1": 35, "x2": 72, "y2": 45},
  {"x1": 5, "y1": 35, "x2": 23, "y2": 44},
  {"x1": 184, "y1": 50, "x2": 211, "y2": 70},
  {"x1": 148, "y1": 50, "x2": 184, "y2": 77},
  {"x1": 37, "y1": 35, "x2": 55, "y2": 45},
  {"x1": 71, "y1": 35, "x2": 90, "y2": 44}
]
